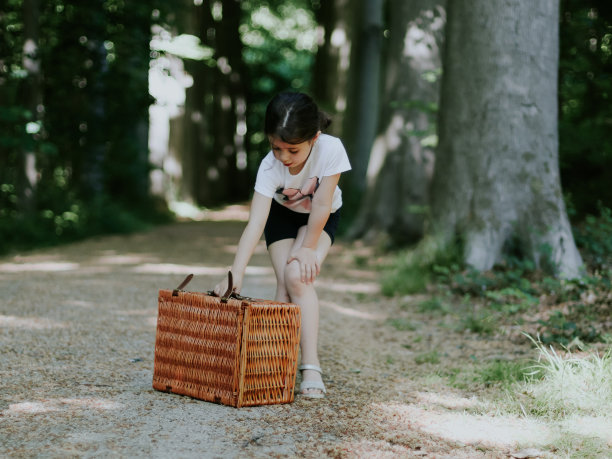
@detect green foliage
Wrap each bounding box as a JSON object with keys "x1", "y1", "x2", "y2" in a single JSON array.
[
  {"x1": 416, "y1": 297, "x2": 449, "y2": 314},
  {"x1": 573, "y1": 204, "x2": 612, "y2": 268},
  {"x1": 460, "y1": 309, "x2": 498, "y2": 336},
  {"x1": 477, "y1": 359, "x2": 532, "y2": 388},
  {"x1": 381, "y1": 235, "x2": 462, "y2": 296},
  {"x1": 0, "y1": 193, "x2": 170, "y2": 255},
  {"x1": 559, "y1": 1, "x2": 612, "y2": 218},
  {"x1": 381, "y1": 263, "x2": 430, "y2": 296},
  {"x1": 239, "y1": 1, "x2": 317, "y2": 175},
  {"x1": 0, "y1": 0, "x2": 172, "y2": 255},
  {"x1": 383, "y1": 211, "x2": 612, "y2": 345},
  {"x1": 414, "y1": 350, "x2": 441, "y2": 365},
  {"x1": 386, "y1": 317, "x2": 417, "y2": 331}
]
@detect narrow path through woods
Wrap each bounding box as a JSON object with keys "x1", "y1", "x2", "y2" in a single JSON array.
[{"x1": 0, "y1": 209, "x2": 571, "y2": 458}]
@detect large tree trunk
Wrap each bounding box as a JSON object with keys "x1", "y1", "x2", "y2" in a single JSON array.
[
  {"x1": 18, "y1": 0, "x2": 41, "y2": 214},
  {"x1": 311, "y1": 0, "x2": 353, "y2": 138},
  {"x1": 176, "y1": 0, "x2": 210, "y2": 205},
  {"x1": 350, "y1": 0, "x2": 446, "y2": 245},
  {"x1": 204, "y1": 0, "x2": 248, "y2": 205},
  {"x1": 431, "y1": 0, "x2": 583, "y2": 278},
  {"x1": 341, "y1": 0, "x2": 384, "y2": 208}
]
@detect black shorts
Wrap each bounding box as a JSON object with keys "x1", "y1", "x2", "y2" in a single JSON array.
[{"x1": 264, "y1": 199, "x2": 341, "y2": 248}]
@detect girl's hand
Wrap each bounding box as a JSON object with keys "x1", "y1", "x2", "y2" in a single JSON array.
[
  {"x1": 287, "y1": 247, "x2": 320, "y2": 284},
  {"x1": 213, "y1": 273, "x2": 242, "y2": 297}
]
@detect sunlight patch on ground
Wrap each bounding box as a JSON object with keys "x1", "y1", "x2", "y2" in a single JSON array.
[
  {"x1": 222, "y1": 242, "x2": 267, "y2": 255},
  {"x1": 333, "y1": 439, "x2": 416, "y2": 458},
  {"x1": 115, "y1": 308, "x2": 157, "y2": 316},
  {"x1": 320, "y1": 300, "x2": 385, "y2": 321},
  {"x1": 65, "y1": 300, "x2": 95, "y2": 309},
  {"x1": 345, "y1": 268, "x2": 379, "y2": 280},
  {"x1": 95, "y1": 254, "x2": 155, "y2": 265},
  {"x1": 316, "y1": 278, "x2": 380, "y2": 294},
  {"x1": 561, "y1": 415, "x2": 612, "y2": 444},
  {"x1": 169, "y1": 201, "x2": 250, "y2": 222},
  {"x1": 0, "y1": 261, "x2": 79, "y2": 272},
  {"x1": 6, "y1": 398, "x2": 123, "y2": 415},
  {"x1": 0, "y1": 315, "x2": 66, "y2": 330},
  {"x1": 202, "y1": 204, "x2": 250, "y2": 222},
  {"x1": 371, "y1": 402, "x2": 554, "y2": 450},
  {"x1": 131, "y1": 263, "x2": 273, "y2": 276},
  {"x1": 414, "y1": 391, "x2": 485, "y2": 410}
]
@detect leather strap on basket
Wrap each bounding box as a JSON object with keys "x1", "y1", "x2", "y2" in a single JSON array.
[
  {"x1": 212, "y1": 271, "x2": 255, "y2": 303},
  {"x1": 172, "y1": 273, "x2": 194, "y2": 296},
  {"x1": 173, "y1": 271, "x2": 254, "y2": 303},
  {"x1": 221, "y1": 271, "x2": 234, "y2": 302}
]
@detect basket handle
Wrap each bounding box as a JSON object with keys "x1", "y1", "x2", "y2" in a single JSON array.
[
  {"x1": 213, "y1": 271, "x2": 253, "y2": 303},
  {"x1": 221, "y1": 271, "x2": 235, "y2": 301},
  {"x1": 172, "y1": 273, "x2": 194, "y2": 296},
  {"x1": 173, "y1": 271, "x2": 250, "y2": 303}
]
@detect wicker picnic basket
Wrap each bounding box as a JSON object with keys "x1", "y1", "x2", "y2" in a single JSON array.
[{"x1": 152, "y1": 273, "x2": 301, "y2": 407}]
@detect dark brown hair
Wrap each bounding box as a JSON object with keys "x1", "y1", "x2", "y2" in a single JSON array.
[{"x1": 264, "y1": 92, "x2": 331, "y2": 144}]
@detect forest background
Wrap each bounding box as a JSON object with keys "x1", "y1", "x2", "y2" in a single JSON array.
[{"x1": 1, "y1": 0, "x2": 611, "y2": 346}]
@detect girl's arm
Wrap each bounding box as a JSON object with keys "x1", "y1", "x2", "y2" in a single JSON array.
[
  {"x1": 289, "y1": 173, "x2": 341, "y2": 284},
  {"x1": 213, "y1": 192, "x2": 272, "y2": 296}
]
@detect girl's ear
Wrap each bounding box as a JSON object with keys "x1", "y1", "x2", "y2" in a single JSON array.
[{"x1": 312, "y1": 131, "x2": 321, "y2": 143}]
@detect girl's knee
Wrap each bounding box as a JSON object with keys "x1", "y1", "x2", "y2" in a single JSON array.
[{"x1": 284, "y1": 261, "x2": 304, "y2": 295}]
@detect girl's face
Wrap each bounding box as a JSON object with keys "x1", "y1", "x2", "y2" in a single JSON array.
[{"x1": 269, "y1": 132, "x2": 320, "y2": 173}]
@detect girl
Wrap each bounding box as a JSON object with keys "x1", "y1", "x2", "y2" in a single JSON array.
[{"x1": 213, "y1": 92, "x2": 351, "y2": 399}]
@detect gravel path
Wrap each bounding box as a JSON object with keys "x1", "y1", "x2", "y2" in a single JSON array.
[{"x1": 1, "y1": 213, "x2": 553, "y2": 458}]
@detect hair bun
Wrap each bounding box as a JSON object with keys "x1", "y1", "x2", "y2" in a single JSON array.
[{"x1": 319, "y1": 111, "x2": 332, "y2": 131}]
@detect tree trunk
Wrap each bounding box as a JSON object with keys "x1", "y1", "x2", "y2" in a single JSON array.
[
  {"x1": 341, "y1": 0, "x2": 384, "y2": 208},
  {"x1": 178, "y1": 0, "x2": 210, "y2": 205},
  {"x1": 79, "y1": 1, "x2": 108, "y2": 199},
  {"x1": 206, "y1": 0, "x2": 248, "y2": 205},
  {"x1": 431, "y1": 0, "x2": 583, "y2": 278},
  {"x1": 18, "y1": 0, "x2": 41, "y2": 214},
  {"x1": 350, "y1": 0, "x2": 446, "y2": 245},
  {"x1": 311, "y1": 0, "x2": 353, "y2": 137}
]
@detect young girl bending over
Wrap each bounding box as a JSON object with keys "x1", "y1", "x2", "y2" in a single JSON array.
[{"x1": 213, "y1": 92, "x2": 351, "y2": 399}]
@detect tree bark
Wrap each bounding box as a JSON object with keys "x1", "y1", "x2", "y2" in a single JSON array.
[
  {"x1": 311, "y1": 0, "x2": 353, "y2": 137},
  {"x1": 206, "y1": 0, "x2": 248, "y2": 205},
  {"x1": 341, "y1": 0, "x2": 384, "y2": 207},
  {"x1": 350, "y1": 0, "x2": 446, "y2": 245},
  {"x1": 431, "y1": 0, "x2": 583, "y2": 278},
  {"x1": 18, "y1": 0, "x2": 41, "y2": 214}
]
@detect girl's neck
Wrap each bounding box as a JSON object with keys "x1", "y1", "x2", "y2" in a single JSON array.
[{"x1": 288, "y1": 141, "x2": 315, "y2": 175}]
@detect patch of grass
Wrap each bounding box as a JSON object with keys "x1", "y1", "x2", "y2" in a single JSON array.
[
  {"x1": 459, "y1": 309, "x2": 499, "y2": 335},
  {"x1": 517, "y1": 336, "x2": 612, "y2": 419},
  {"x1": 415, "y1": 350, "x2": 441, "y2": 365},
  {"x1": 417, "y1": 296, "x2": 450, "y2": 314},
  {"x1": 386, "y1": 317, "x2": 417, "y2": 331},
  {"x1": 353, "y1": 254, "x2": 370, "y2": 268},
  {"x1": 437, "y1": 366, "x2": 474, "y2": 390},
  {"x1": 381, "y1": 235, "x2": 462, "y2": 297},
  {"x1": 382, "y1": 264, "x2": 430, "y2": 296},
  {"x1": 574, "y1": 204, "x2": 612, "y2": 269},
  {"x1": 476, "y1": 359, "x2": 531, "y2": 388},
  {"x1": 547, "y1": 432, "x2": 611, "y2": 459}
]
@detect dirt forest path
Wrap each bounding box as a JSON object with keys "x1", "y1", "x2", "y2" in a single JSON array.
[{"x1": 1, "y1": 209, "x2": 551, "y2": 458}]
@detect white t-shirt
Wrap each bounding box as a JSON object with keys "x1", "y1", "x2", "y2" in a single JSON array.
[{"x1": 254, "y1": 134, "x2": 351, "y2": 214}]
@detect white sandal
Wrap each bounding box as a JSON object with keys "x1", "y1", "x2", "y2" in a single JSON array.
[{"x1": 298, "y1": 364, "x2": 326, "y2": 399}]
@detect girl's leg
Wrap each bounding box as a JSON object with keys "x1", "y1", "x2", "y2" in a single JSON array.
[
  {"x1": 284, "y1": 227, "x2": 332, "y2": 394},
  {"x1": 267, "y1": 238, "x2": 295, "y2": 302}
]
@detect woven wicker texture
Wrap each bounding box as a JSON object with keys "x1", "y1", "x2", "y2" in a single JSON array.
[{"x1": 153, "y1": 289, "x2": 301, "y2": 407}]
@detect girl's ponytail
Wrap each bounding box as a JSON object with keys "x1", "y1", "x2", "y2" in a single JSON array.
[{"x1": 319, "y1": 111, "x2": 332, "y2": 131}]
